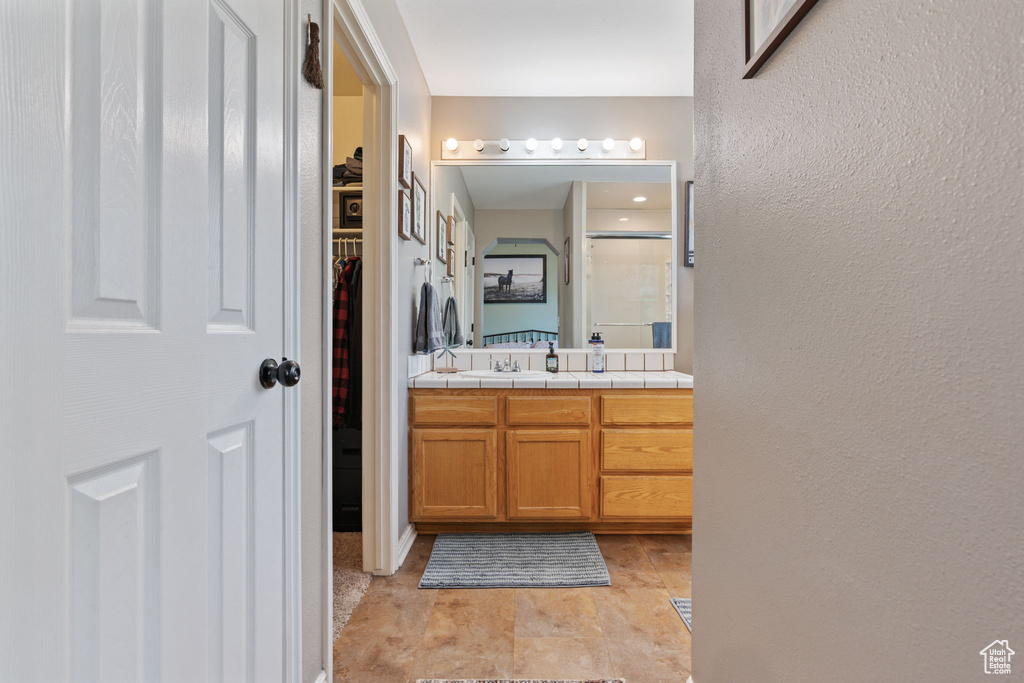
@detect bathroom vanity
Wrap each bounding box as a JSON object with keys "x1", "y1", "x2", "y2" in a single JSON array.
[{"x1": 408, "y1": 371, "x2": 693, "y2": 534}]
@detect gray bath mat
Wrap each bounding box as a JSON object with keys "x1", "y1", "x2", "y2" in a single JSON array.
[
  {"x1": 418, "y1": 531, "x2": 611, "y2": 589},
  {"x1": 671, "y1": 597, "x2": 691, "y2": 632}
]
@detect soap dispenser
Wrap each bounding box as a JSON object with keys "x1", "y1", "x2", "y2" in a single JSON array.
[
  {"x1": 545, "y1": 342, "x2": 559, "y2": 373},
  {"x1": 589, "y1": 333, "x2": 605, "y2": 373}
]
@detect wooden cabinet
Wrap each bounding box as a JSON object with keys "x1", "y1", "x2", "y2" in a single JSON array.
[
  {"x1": 507, "y1": 430, "x2": 592, "y2": 519},
  {"x1": 411, "y1": 429, "x2": 497, "y2": 519},
  {"x1": 409, "y1": 387, "x2": 693, "y2": 533}
]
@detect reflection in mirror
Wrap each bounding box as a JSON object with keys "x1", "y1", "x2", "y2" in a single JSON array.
[{"x1": 432, "y1": 162, "x2": 675, "y2": 351}]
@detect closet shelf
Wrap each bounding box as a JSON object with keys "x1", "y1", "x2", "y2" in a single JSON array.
[
  {"x1": 332, "y1": 185, "x2": 363, "y2": 193},
  {"x1": 333, "y1": 228, "x2": 363, "y2": 235}
]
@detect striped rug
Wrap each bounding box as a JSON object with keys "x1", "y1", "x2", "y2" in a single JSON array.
[{"x1": 418, "y1": 531, "x2": 611, "y2": 589}]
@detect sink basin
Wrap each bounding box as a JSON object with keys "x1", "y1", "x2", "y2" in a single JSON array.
[{"x1": 459, "y1": 369, "x2": 548, "y2": 378}]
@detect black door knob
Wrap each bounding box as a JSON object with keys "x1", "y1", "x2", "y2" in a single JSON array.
[{"x1": 259, "y1": 357, "x2": 302, "y2": 389}]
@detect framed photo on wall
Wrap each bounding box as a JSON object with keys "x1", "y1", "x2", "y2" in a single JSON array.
[
  {"x1": 743, "y1": 0, "x2": 821, "y2": 78},
  {"x1": 398, "y1": 135, "x2": 412, "y2": 188},
  {"x1": 411, "y1": 173, "x2": 426, "y2": 244},
  {"x1": 684, "y1": 180, "x2": 694, "y2": 267},
  {"x1": 435, "y1": 211, "x2": 448, "y2": 264},
  {"x1": 483, "y1": 254, "x2": 547, "y2": 304},
  {"x1": 562, "y1": 236, "x2": 571, "y2": 284},
  {"x1": 446, "y1": 249, "x2": 455, "y2": 277},
  {"x1": 446, "y1": 215, "x2": 455, "y2": 246},
  {"x1": 398, "y1": 190, "x2": 411, "y2": 241}
]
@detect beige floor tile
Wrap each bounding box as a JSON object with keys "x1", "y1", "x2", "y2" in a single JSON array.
[
  {"x1": 637, "y1": 533, "x2": 692, "y2": 556},
  {"x1": 514, "y1": 588, "x2": 603, "y2": 638},
  {"x1": 606, "y1": 639, "x2": 691, "y2": 683},
  {"x1": 513, "y1": 637, "x2": 614, "y2": 679},
  {"x1": 592, "y1": 587, "x2": 691, "y2": 651},
  {"x1": 595, "y1": 535, "x2": 665, "y2": 588},
  {"x1": 409, "y1": 588, "x2": 515, "y2": 680}
]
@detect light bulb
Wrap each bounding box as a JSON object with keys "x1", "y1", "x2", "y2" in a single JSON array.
[
  {"x1": 550, "y1": 137, "x2": 564, "y2": 151},
  {"x1": 633, "y1": 196, "x2": 647, "y2": 202},
  {"x1": 499, "y1": 138, "x2": 510, "y2": 152},
  {"x1": 525, "y1": 138, "x2": 538, "y2": 152},
  {"x1": 629, "y1": 137, "x2": 643, "y2": 152},
  {"x1": 577, "y1": 138, "x2": 589, "y2": 151},
  {"x1": 445, "y1": 137, "x2": 459, "y2": 152},
  {"x1": 473, "y1": 139, "x2": 485, "y2": 152},
  {"x1": 602, "y1": 138, "x2": 615, "y2": 152}
]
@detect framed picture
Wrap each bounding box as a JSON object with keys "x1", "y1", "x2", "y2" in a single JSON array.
[
  {"x1": 341, "y1": 193, "x2": 362, "y2": 227},
  {"x1": 398, "y1": 190, "x2": 411, "y2": 241},
  {"x1": 398, "y1": 134, "x2": 412, "y2": 189},
  {"x1": 446, "y1": 215, "x2": 455, "y2": 246},
  {"x1": 446, "y1": 249, "x2": 455, "y2": 277},
  {"x1": 435, "y1": 211, "x2": 448, "y2": 263},
  {"x1": 483, "y1": 254, "x2": 547, "y2": 304},
  {"x1": 411, "y1": 173, "x2": 426, "y2": 244},
  {"x1": 743, "y1": 0, "x2": 820, "y2": 78},
  {"x1": 562, "y1": 236, "x2": 571, "y2": 284},
  {"x1": 684, "y1": 181, "x2": 694, "y2": 267}
]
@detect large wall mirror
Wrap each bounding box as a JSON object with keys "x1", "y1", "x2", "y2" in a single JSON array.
[{"x1": 432, "y1": 161, "x2": 677, "y2": 352}]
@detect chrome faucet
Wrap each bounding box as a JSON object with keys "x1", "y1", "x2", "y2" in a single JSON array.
[{"x1": 512, "y1": 361, "x2": 521, "y2": 372}]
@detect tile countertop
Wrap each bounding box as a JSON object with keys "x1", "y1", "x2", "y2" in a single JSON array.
[{"x1": 408, "y1": 370, "x2": 694, "y2": 389}]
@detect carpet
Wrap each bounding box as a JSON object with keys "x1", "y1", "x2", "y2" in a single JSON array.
[
  {"x1": 418, "y1": 531, "x2": 611, "y2": 589},
  {"x1": 333, "y1": 532, "x2": 371, "y2": 640},
  {"x1": 671, "y1": 597, "x2": 691, "y2": 633}
]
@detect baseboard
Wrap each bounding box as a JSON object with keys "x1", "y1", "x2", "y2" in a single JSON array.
[
  {"x1": 313, "y1": 669, "x2": 327, "y2": 683},
  {"x1": 395, "y1": 523, "x2": 417, "y2": 571},
  {"x1": 687, "y1": 677, "x2": 693, "y2": 683}
]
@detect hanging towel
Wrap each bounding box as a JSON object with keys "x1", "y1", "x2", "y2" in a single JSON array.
[
  {"x1": 442, "y1": 296, "x2": 464, "y2": 348},
  {"x1": 414, "y1": 282, "x2": 445, "y2": 354},
  {"x1": 652, "y1": 322, "x2": 672, "y2": 349}
]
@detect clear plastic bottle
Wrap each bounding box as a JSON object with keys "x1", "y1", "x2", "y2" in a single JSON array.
[{"x1": 589, "y1": 333, "x2": 605, "y2": 373}]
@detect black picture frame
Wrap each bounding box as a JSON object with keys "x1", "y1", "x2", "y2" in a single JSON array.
[
  {"x1": 482, "y1": 254, "x2": 547, "y2": 304},
  {"x1": 743, "y1": 0, "x2": 820, "y2": 78},
  {"x1": 684, "y1": 180, "x2": 694, "y2": 267}
]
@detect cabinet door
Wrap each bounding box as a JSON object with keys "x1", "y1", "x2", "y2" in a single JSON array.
[
  {"x1": 507, "y1": 430, "x2": 592, "y2": 519},
  {"x1": 412, "y1": 429, "x2": 498, "y2": 519}
]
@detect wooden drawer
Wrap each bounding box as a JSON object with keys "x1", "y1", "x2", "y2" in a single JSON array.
[
  {"x1": 411, "y1": 396, "x2": 498, "y2": 425},
  {"x1": 506, "y1": 396, "x2": 591, "y2": 426},
  {"x1": 601, "y1": 394, "x2": 693, "y2": 425},
  {"x1": 602, "y1": 429, "x2": 692, "y2": 471},
  {"x1": 601, "y1": 475, "x2": 692, "y2": 519}
]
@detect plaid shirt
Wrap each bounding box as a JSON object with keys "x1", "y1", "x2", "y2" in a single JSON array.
[{"x1": 332, "y1": 258, "x2": 360, "y2": 427}]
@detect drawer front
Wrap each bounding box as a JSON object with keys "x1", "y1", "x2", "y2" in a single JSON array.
[
  {"x1": 601, "y1": 395, "x2": 693, "y2": 425},
  {"x1": 602, "y1": 429, "x2": 693, "y2": 471},
  {"x1": 411, "y1": 396, "x2": 498, "y2": 425},
  {"x1": 601, "y1": 475, "x2": 692, "y2": 519},
  {"x1": 506, "y1": 396, "x2": 591, "y2": 426}
]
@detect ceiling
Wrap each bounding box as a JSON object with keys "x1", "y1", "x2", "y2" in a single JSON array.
[
  {"x1": 456, "y1": 165, "x2": 671, "y2": 210},
  {"x1": 393, "y1": 0, "x2": 694, "y2": 97},
  {"x1": 587, "y1": 182, "x2": 672, "y2": 210}
]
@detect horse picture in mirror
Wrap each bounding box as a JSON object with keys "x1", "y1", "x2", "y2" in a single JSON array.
[{"x1": 483, "y1": 254, "x2": 546, "y2": 304}]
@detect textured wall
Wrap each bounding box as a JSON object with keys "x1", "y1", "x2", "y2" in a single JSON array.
[
  {"x1": 693, "y1": 1, "x2": 1024, "y2": 681},
  {"x1": 431, "y1": 97, "x2": 694, "y2": 371}
]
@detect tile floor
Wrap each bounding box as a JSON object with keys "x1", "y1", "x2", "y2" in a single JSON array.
[{"x1": 332, "y1": 534, "x2": 692, "y2": 683}]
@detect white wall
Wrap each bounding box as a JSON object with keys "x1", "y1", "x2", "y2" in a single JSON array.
[
  {"x1": 431, "y1": 96, "x2": 694, "y2": 371},
  {"x1": 694, "y1": 1, "x2": 1024, "y2": 680}
]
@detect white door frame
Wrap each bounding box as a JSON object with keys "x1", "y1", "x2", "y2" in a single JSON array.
[{"x1": 322, "y1": 0, "x2": 401, "y2": 676}]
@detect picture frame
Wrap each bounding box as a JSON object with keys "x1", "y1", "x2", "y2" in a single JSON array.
[
  {"x1": 398, "y1": 134, "x2": 412, "y2": 189},
  {"x1": 446, "y1": 249, "x2": 455, "y2": 277},
  {"x1": 684, "y1": 180, "x2": 694, "y2": 267},
  {"x1": 742, "y1": 0, "x2": 820, "y2": 78},
  {"x1": 341, "y1": 193, "x2": 362, "y2": 227},
  {"x1": 446, "y1": 215, "x2": 455, "y2": 246},
  {"x1": 435, "y1": 211, "x2": 448, "y2": 263},
  {"x1": 398, "y1": 190, "x2": 411, "y2": 241},
  {"x1": 562, "y1": 236, "x2": 571, "y2": 284},
  {"x1": 411, "y1": 173, "x2": 427, "y2": 244},
  {"x1": 483, "y1": 254, "x2": 547, "y2": 304}
]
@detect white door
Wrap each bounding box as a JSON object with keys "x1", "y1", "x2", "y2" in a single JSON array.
[
  {"x1": 462, "y1": 223, "x2": 477, "y2": 345},
  {"x1": 0, "y1": 1, "x2": 295, "y2": 682}
]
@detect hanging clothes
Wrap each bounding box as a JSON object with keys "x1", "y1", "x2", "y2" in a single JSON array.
[
  {"x1": 343, "y1": 258, "x2": 362, "y2": 429},
  {"x1": 332, "y1": 256, "x2": 361, "y2": 428}
]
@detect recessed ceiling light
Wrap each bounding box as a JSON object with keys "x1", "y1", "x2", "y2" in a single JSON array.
[
  {"x1": 445, "y1": 138, "x2": 459, "y2": 152},
  {"x1": 618, "y1": 217, "x2": 629, "y2": 222},
  {"x1": 633, "y1": 196, "x2": 647, "y2": 202}
]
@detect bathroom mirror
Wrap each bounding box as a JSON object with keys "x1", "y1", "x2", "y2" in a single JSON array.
[{"x1": 432, "y1": 161, "x2": 677, "y2": 351}]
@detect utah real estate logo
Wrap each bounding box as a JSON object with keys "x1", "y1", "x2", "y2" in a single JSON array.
[{"x1": 980, "y1": 640, "x2": 1014, "y2": 674}]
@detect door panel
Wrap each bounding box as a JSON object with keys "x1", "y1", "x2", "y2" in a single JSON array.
[
  {"x1": 412, "y1": 430, "x2": 498, "y2": 519},
  {"x1": 507, "y1": 430, "x2": 592, "y2": 519},
  {"x1": 0, "y1": 0, "x2": 290, "y2": 680}
]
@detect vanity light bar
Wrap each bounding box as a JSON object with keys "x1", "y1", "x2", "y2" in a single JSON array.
[{"x1": 440, "y1": 138, "x2": 646, "y2": 160}]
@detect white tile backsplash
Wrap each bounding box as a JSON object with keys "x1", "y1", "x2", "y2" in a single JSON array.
[
  {"x1": 643, "y1": 353, "x2": 665, "y2": 371},
  {"x1": 605, "y1": 352, "x2": 626, "y2": 372},
  {"x1": 625, "y1": 353, "x2": 645, "y2": 372},
  {"x1": 567, "y1": 352, "x2": 587, "y2": 372},
  {"x1": 471, "y1": 354, "x2": 492, "y2": 370}
]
